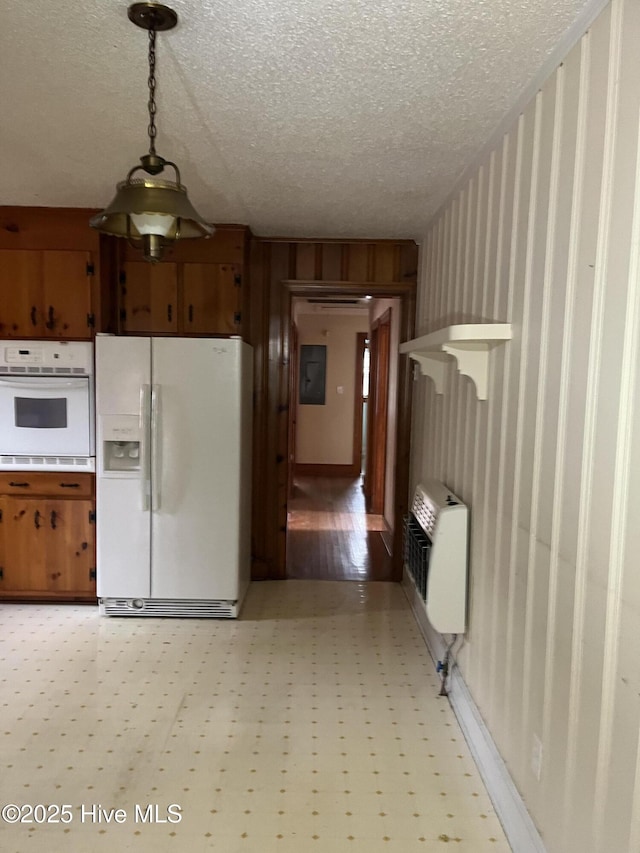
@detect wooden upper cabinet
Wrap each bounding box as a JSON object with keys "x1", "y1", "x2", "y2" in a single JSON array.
[
  {"x1": 183, "y1": 263, "x2": 241, "y2": 334},
  {"x1": 41, "y1": 251, "x2": 94, "y2": 337},
  {"x1": 0, "y1": 250, "x2": 43, "y2": 336},
  {"x1": 120, "y1": 261, "x2": 178, "y2": 333},
  {"x1": 0, "y1": 248, "x2": 96, "y2": 339}
]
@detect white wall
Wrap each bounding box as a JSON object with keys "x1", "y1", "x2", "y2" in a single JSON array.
[
  {"x1": 410, "y1": 1, "x2": 640, "y2": 850},
  {"x1": 295, "y1": 311, "x2": 369, "y2": 465}
]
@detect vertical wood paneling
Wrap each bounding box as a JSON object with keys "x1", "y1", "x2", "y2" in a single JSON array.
[
  {"x1": 453, "y1": 191, "x2": 468, "y2": 490},
  {"x1": 540, "y1": 41, "x2": 584, "y2": 838},
  {"x1": 321, "y1": 243, "x2": 343, "y2": 280},
  {"x1": 295, "y1": 243, "x2": 316, "y2": 280},
  {"x1": 502, "y1": 88, "x2": 547, "y2": 765},
  {"x1": 494, "y1": 134, "x2": 518, "y2": 322},
  {"x1": 625, "y1": 106, "x2": 640, "y2": 849},
  {"x1": 481, "y1": 149, "x2": 500, "y2": 323},
  {"x1": 592, "y1": 1, "x2": 640, "y2": 847},
  {"x1": 472, "y1": 166, "x2": 488, "y2": 321},
  {"x1": 461, "y1": 182, "x2": 476, "y2": 322},
  {"x1": 253, "y1": 236, "x2": 417, "y2": 584},
  {"x1": 453, "y1": 192, "x2": 465, "y2": 324},
  {"x1": 519, "y1": 70, "x2": 562, "y2": 803},
  {"x1": 346, "y1": 243, "x2": 369, "y2": 281},
  {"x1": 562, "y1": 10, "x2": 614, "y2": 851},
  {"x1": 488, "y1": 105, "x2": 534, "y2": 736},
  {"x1": 373, "y1": 244, "x2": 396, "y2": 282},
  {"x1": 411, "y1": 3, "x2": 640, "y2": 851},
  {"x1": 434, "y1": 216, "x2": 445, "y2": 332}
]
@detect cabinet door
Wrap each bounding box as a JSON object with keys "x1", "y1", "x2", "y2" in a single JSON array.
[
  {"x1": 0, "y1": 250, "x2": 43, "y2": 336},
  {"x1": 41, "y1": 498, "x2": 95, "y2": 594},
  {"x1": 0, "y1": 497, "x2": 95, "y2": 595},
  {"x1": 42, "y1": 251, "x2": 94, "y2": 339},
  {"x1": 182, "y1": 263, "x2": 240, "y2": 334},
  {"x1": 121, "y1": 262, "x2": 178, "y2": 333},
  {"x1": 0, "y1": 497, "x2": 49, "y2": 591}
]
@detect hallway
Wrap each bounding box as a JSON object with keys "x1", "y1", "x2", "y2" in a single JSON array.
[
  {"x1": 287, "y1": 476, "x2": 393, "y2": 581},
  {"x1": 0, "y1": 583, "x2": 510, "y2": 851}
]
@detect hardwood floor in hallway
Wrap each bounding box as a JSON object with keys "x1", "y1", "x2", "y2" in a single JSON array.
[{"x1": 286, "y1": 475, "x2": 394, "y2": 581}]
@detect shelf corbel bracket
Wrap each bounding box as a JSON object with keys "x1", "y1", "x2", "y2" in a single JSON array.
[
  {"x1": 410, "y1": 353, "x2": 447, "y2": 395},
  {"x1": 442, "y1": 341, "x2": 492, "y2": 400},
  {"x1": 400, "y1": 323, "x2": 511, "y2": 401}
]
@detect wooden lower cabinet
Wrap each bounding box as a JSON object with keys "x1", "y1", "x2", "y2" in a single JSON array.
[{"x1": 0, "y1": 473, "x2": 96, "y2": 600}]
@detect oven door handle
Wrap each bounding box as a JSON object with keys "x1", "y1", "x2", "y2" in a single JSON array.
[{"x1": 0, "y1": 378, "x2": 88, "y2": 390}]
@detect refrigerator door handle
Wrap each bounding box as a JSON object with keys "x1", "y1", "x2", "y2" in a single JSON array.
[
  {"x1": 151, "y1": 384, "x2": 161, "y2": 511},
  {"x1": 139, "y1": 384, "x2": 151, "y2": 511}
]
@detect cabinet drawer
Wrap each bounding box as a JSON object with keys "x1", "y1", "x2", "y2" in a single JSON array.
[{"x1": 0, "y1": 472, "x2": 94, "y2": 497}]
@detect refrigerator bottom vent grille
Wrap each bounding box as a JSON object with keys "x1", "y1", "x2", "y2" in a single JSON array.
[
  {"x1": 0, "y1": 455, "x2": 95, "y2": 470},
  {"x1": 100, "y1": 598, "x2": 239, "y2": 618}
]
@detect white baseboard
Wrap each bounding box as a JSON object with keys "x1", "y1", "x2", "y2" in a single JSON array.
[{"x1": 402, "y1": 574, "x2": 546, "y2": 853}]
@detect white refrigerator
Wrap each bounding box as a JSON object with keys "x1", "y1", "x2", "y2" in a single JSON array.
[{"x1": 95, "y1": 334, "x2": 252, "y2": 618}]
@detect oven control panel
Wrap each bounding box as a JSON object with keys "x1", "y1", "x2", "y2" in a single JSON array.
[
  {"x1": 4, "y1": 347, "x2": 45, "y2": 364},
  {"x1": 1, "y1": 341, "x2": 93, "y2": 374}
]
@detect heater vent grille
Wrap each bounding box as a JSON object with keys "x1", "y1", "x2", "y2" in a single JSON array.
[{"x1": 403, "y1": 480, "x2": 468, "y2": 634}]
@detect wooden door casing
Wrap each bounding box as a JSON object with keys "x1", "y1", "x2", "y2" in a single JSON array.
[
  {"x1": 367, "y1": 310, "x2": 391, "y2": 516},
  {"x1": 264, "y1": 265, "x2": 416, "y2": 583},
  {"x1": 353, "y1": 332, "x2": 367, "y2": 477}
]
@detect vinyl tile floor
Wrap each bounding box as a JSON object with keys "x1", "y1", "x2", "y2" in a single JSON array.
[{"x1": 0, "y1": 582, "x2": 511, "y2": 852}]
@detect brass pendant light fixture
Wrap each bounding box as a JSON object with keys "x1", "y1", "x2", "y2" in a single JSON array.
[{"x1": 90, "y1": 2, "x2": 213, "y2": 262}]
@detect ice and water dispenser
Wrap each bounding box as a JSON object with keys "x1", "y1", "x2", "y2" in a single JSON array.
[{"x1": 101, "y1": 416, "x2": 141, "y2": 474}]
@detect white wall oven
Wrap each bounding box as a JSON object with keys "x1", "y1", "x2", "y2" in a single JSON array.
[{"x1": 0, "y1": 341, "x2": 95, "y2": 471}]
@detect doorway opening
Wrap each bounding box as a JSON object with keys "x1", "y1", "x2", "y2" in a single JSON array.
[{"x1": 286, "y1": 296, "x2": 400, "y2": 582}]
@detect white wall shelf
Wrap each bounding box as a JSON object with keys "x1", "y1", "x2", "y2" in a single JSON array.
[{"x1": 399, "y1": 323, "x2": 512, "y2": 400}]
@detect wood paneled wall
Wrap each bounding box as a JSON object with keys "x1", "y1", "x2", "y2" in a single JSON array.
[
  {"x1": 411, "y1": 2, "x2": 640, "y2": 850},
  {"x1": 0, "y1": 207, "x2": 418, "y2": 584},
  {"x1": 248, "y1": 239, "x2": 418, "y2": 580}
]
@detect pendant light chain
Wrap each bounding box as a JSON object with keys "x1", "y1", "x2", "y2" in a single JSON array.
[
  {"x1": 147, "y1": 25, "x2": 157, "y2": 157},
  {"x1": 90, "y1": 3, "x2": 214, "y2": 259}
]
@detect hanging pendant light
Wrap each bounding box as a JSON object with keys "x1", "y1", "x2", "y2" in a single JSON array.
[{"x1": 90, "y1": 2, "x2": 213, "y2": 262}]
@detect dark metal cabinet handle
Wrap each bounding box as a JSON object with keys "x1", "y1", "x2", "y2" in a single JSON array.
[
  {"x1": 188, "y1": 304, "x2": 194, "y2": 323},
  {"x1": 34, "y1": 510, "x2": 41, "y2": 529},
  {"x1": 50, "y1": 510, "x2": 57, "y2": 530},
  {"x1": 9, "y1": 481, "x2": 30, "y2": 488},
  {"x1": 167, "y1": 304, "x2": 173, "y2": 322},
  {"x1": 59, "y1": 482, "x2": 80, "y2": 489},
  {"x1": 31, "y1": 306, "x2": 37, "y2": 326},
  {"x1": 46, "y1": 305, "x2": 55, "y2": 329}
]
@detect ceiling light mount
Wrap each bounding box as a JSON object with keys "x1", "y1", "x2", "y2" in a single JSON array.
[
  {"x1": 90, "y1": 2, "x2": 213, "y2": 263},
  {"x1": 127, "y1": 2, "x2": 178, "y2": 32}
]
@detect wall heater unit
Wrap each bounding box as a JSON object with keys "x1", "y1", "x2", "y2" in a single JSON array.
[{"x1": 403, "y1": 480, "x2": 468, "y2": 634}]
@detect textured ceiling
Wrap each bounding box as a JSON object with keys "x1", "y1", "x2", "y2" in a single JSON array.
[{"x1": 1, "y1": 0, "x2": 598, "y2": 239}]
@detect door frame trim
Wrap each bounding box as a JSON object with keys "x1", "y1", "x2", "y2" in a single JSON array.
[
  {"x1": 281, "y1": 281, "x2": 415, "y2": 580},
  {"x1": 353, "y1": 331, "x2": 367, "y2": 476}
]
